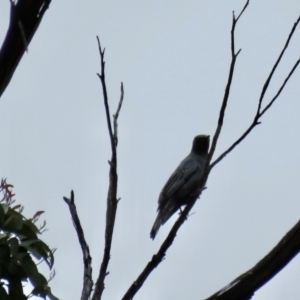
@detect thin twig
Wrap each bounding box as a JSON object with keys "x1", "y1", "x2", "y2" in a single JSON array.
[
  {"x1": 235, "y1": 0, "x2": 249, "y2": 22},
  {"x1": 210, "y1": 15, "x2": 300, "y2": 170},
  {"x1": 96, "y1": 36, "x2": 116, "y2": 159},
  {"x1": 207, "y1": 0, "x2": 247, "y2": 165},
  {"x1": 256, "y1": 15, "x2": 300, "y2": 117},
  {"x1": 63, "y1": 191, "x2": 93, "y2": 300},
  {"x1": 114, "y1": 82, "x2": 124, "y2": 121},
  {"x1": 113, "y1": 82, "x2": 124, "y2": 146},
  {"x1": 260, "y1": 58, "x2": 300, "y2": 117}
]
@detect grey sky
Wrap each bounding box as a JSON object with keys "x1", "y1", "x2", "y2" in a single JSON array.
[{"x1": 1, "y1": 1, "x2": 300, "y2": 299}]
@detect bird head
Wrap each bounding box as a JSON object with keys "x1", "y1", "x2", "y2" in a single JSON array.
[{"x1": 191, "y1": 135, "x2": 210, "y2": 155}]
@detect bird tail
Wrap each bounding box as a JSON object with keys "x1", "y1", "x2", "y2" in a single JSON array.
[
  {"x1": 150, "y1": 214, "x2": 163, "y2": 239},
  {"x1": 150, "y1": 200, "x2": 178, "y2": 239}
]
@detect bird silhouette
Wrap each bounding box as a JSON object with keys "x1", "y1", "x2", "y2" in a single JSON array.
[{"x1": 150, "y1": 135, "x2": 210, "y2": 239}]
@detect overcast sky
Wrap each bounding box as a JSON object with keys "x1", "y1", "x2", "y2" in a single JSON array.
[{"x1": 1, "y1": 1, "x2": 300, "y2": 299}]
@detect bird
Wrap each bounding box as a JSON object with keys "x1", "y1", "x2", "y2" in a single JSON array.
[{"x1": 150, "y1": 135, "x2": 210, "y2": 239}]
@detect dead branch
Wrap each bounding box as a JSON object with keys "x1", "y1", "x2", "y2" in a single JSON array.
[
  {"x1": 92, "y1": 37, "x2": 124, "y2": 300},
  {"x1": 207, "y1": 0, "x2": 248, "y2": 165},
  {"x1": 63, "y1": 191, "x2": 93, "y2": 300},
  {"x1": 0, "y1": 0, "x2": 52, "y2": 98},
  {"x1": 210, "y1": 14, "x2": 300, "y2": 170},
  {"x1": 205, "y1": 218, "x2": 300, "y2": 300},
  {"x1": 113, "y1": 83, "x2": 124, "y2": 147}
]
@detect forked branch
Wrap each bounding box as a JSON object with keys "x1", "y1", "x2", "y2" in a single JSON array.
[
  {"x1": 207, "y1": 0, "x2": 248, "y2": 165},
  {"x1": 210, "y1": 14, "x2": 300, "y2": 170}
]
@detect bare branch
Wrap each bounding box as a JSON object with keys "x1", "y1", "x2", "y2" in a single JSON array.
[
  {"x1": 114, "y1": 82, "x2": 124, "y2": 122},
  {"x1": 260, "y1": 58, "x2": 300, "y2": 117},
  {"x1": 256, "y1": 15, "x2": 300, "y2": 117},
  {"x1": 96, "y1": 36, "x2": 115, "y2": 159},
  {"x1": 205, "y1": 218, "x2": 300, "y2": 300},
  {"x1": 235, "y1": 0, "x2": 249, "y2": 22},
  {"x1": 210, "y1": 15, "x2": 300, "y2": 170},
  {"x1": 92, "y1": 38, "x2": 124, "y2": 300},
  {"x1": 207, "y1": 1, "x2": 247, "y2": 165},
  {"x1": 63, "y1": 191, "x2": 93, "y2": 300},
  {"x1": 210, "y1": 123, "x2": 256, "y2": 170},
  {"x1": 113, "y1": 82, "x2": 124, "y2": 146}
]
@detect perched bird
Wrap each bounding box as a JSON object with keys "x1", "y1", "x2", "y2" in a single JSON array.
[{"x1": 150, "y1": 135, "x2": 210, "y2": 239}]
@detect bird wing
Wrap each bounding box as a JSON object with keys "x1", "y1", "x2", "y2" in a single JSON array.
[{"x1": 158, "y1": 155, "x2": 200, "y2": 205}]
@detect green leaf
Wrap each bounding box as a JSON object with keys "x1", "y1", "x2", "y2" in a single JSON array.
[
  {"x1": 8, "y1": 277, "x2": 27, "y2": 300},
  {"x1": 1, "y1": 204, "x2": 9, "y2": 214},
  {"x1": 20, "y1": 239, "x2": 43, "y2": 261},
  {"x1": 21, "y1": 239, "x2": 54, "y2": 269},
  {"x1": 0, "y1": 234, "x2": 8, "y2": 244},
  {"x1": 31, "y1": 284, "x2": 49, "y2": 298},
  {"x1": 0, "y1": 244, "x2": 10, "y2": 269},
  {"x1": 8, "y1": 238, "x2": 19, "y2": 256},
  {"x1": 20, "y1": 255, "x2": 47, "y2": 287},
  {"x1": 23, "y1": 219, "x2": 39, "y2": 235},
  {"x1": 28, "y1": 240, "x2": 54, "y2": 269},
  {"x1": 31, "y1": 285, "x2": 61, "y2": 300},
  {"x1": 12, "y1": 224, "x2": 37, "y2": 240},
  {"x1": 3, "y1": 211, "x2": 23, "y2": 231},
  {"x1": 30, "y1": 272, "x2": 48, "y2": 289},
  {"x1": 14, "y1": 244, "x2": 27, "y2": 257},
  {"x1": 19, "y1": 239, "x2": 39, "y2": 248},
  {"x1": 0, "y1": 187, "x2": 58, "y2": 298},
  {"x1": 0, "y1": 285, "x2": 9, "y2": 300},
  {"x1": 8, "y1": 260, "x2": 27, "y2": 280},
  {"x1": 0, "y1": 204, "x2": 5, "y2": 225},
  {"x1": 47, "y1": 290, "x2": 61, "y2": 300}
]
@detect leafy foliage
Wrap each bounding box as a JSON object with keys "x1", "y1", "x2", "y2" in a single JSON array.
[{"x1": 0, "y1": 179, "x2": 59, "y2": 300}]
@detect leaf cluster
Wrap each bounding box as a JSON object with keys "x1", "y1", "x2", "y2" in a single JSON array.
[{"x1": 0, "y1": 179, "x2": 59, "y2": 300}]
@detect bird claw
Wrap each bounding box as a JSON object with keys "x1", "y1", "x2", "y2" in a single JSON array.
[
  {"x1": 178, "y1": 207, "x2": 195, "y2": 220},
  {"x1": 178, "y1": 207, "x2": 188, "y2": 220}
]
